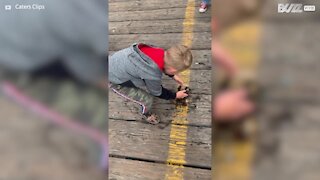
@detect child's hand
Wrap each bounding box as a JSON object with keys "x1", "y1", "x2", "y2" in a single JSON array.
[
  {"x1": 214, "y1": 89, "x2": 254, "y2": 122},
  {"x1": 176, "y1": 90, "x2": 188, "y2": 99},
  {"x1": 173, "y1": 75, "x2": 184, "y2": 86}
]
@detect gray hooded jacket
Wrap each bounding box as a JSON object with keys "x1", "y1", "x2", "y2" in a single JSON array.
[{"x1": 109, "y1": 43, "x2": 175, "y2": 99}]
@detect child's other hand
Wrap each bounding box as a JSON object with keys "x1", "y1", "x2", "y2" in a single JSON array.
[
  {"x1": 212, "y1": 39, "x2": 238, "y2": 78},
  {"x1": 173, "y1": 75, "x2": 184, "y2": 86},
  {"x1": 176, "y1": 90, "x2": 188, "y2": 99}
]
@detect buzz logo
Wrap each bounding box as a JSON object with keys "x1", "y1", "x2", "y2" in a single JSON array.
[{"x1": 278, "y1": 3, "x2": 303, "y2": 13}]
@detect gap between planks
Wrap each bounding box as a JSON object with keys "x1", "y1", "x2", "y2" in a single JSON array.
[
  {"x1": 110, "y1": 154, "x2": 212, "y2": 170},
  {"x1": 109, "y1": 118, "x2": 212, "y2": 128}
]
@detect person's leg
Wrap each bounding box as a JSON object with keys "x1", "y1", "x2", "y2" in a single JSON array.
[
  {"x1": 202, "y1": 0, "x2": 210, "y2": 4},
  {"x1": 109, "y1": 83, "x2": 160, "y2": 124},
  {"x1": 109, "y1": 83, "x2": 153, "y2": 114}
]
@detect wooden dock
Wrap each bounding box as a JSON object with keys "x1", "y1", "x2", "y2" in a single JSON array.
[
  {"x1": 108, "y1": 0, "x2": 212, "y2": 179},
  {"x1": 213, "y1": 20, "x2": 260, "y2": 180},
  {"x1": 254, "y1": 1, "x2": 320, "y2": 179},
  {"x1": 213, "y1": 1, "x2": 320, "y2": 179}
]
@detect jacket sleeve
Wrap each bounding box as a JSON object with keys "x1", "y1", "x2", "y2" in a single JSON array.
[{"x1": 144, "y1": 79, "x2": 176, "y2": 100}]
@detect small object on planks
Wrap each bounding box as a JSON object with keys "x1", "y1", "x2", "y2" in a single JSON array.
[{"x1": 176, "y1": 85, "x2": 191, "y2": 106}]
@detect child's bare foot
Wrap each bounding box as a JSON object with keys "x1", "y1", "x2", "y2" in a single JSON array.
[{"x1": 143, "y1": 113, "x2": 160, "y2": 125}]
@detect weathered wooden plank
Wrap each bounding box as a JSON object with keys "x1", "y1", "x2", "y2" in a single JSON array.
[
  {"x1": 108, "y1": 109, "x2": 211, "y2": 127},
  {"x1": 257, "y1": 103, "x2": 320, "y2": 179},
  {"x1": 108, "y1": 0, "x2": 212, "y2": 177},
  {"x1": 109, "y1": 120, "x2": 211, "y2": 167},
  {"x1": 292, "y1": 105, "x2": 320, "y2": 128},
  {"x1": 108, "y1": 90, "x2": 211, "y2": 107},
  {"x1": 255, "y1": 5, "x2": 320, "y2": 178},
  {"x1": 259, "y1": 103, "x2": 320, "y2": 129},
  {"x1": 109, "y1": 32, "x2": 211, "y2": 51},
  {"x1": 109, "y1": 19, "x2": 211, "y2": 35},
  {"x1": 0, "y1": 98, "x2": 106, "y2": 180},
  {"x1": 262, "y1": 23, "x2": 320, "y2": 67},
  {"x1": 109, "y1": 8, "x2": 211, "y2": 22},
  {"x1": 190, "y1": 50, "x2": 212, "y2": 70},
  {"x1": 109, "y1": 109, "x2": 212, "y2": 127},
  {"x1": 110, "y1": 0, "x2": 189, "y2": 12},
  {"x1": 109, "y1": 157, "x2": 211, "y2": 180},
  {"x1": 109, "y1": 91, "x2": 211, "y2": 126},
  {"x1": 260, "y1": 21, "x2": 320, "y2": 102},
  {"x1": 261, "y1": 69, "x2": 320, "y2": 92}
]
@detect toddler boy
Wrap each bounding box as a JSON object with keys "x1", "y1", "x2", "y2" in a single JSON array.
[{"x1": 109, "y1": 43, "x2": 192, "y2": 124}]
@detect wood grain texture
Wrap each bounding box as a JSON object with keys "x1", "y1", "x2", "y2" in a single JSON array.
[
  {"x1": 109, "y1": 92, "x2": 211, "y2": 126},
  {"x1": 110, "y1": 0, "x2": 193, "y2": 12},
  {"x1": 109, "y1": 120, "x2": 211, "y2": 167},
  {"x1": 110, "y1": 8, "x2": 210, "y2": 22},
  {"x1": 109, "y1": 32, "x2": 211, "y2": 51},
  {"x1": 109, "y1": 157, "x2": 211, "y2": 180},
  {"x1": 108, "y1": 0, "x2": 212, "y2": 177},
  {"x1": 109, "y1": 19, "x2": 211, "y2": 35}
]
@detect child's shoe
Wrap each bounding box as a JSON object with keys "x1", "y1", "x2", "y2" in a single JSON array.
[
  {"x1": 143, "y1": 113, "x2": 161, "y2": 125},
  {"x1": 199, "y1": 2, "x2": 208, "y2": 13}
]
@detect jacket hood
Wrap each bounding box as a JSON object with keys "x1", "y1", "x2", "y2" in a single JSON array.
[{"x1": 128, "y1": 43, "x2": 163, "y2": 80}]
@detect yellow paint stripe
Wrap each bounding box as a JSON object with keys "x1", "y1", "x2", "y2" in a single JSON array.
[
  {"x1": 214, "y1": 21, "x2": 261, "y2": 180},
  {"x1": 165, "y1": 0, "x2": 195, "y2": 179}
]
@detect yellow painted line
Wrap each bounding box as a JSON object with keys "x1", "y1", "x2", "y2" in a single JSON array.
[
  {"x1": 165, "y1": 0, "x2": 195, "y2": 179},
  {"x1": 214, "y1": 21, "x2": 261, "y2": 180}
]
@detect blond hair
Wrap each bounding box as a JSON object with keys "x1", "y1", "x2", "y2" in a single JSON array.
[{"x1": 164, "y1": 45, "x2": 193, "y2": 72}]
